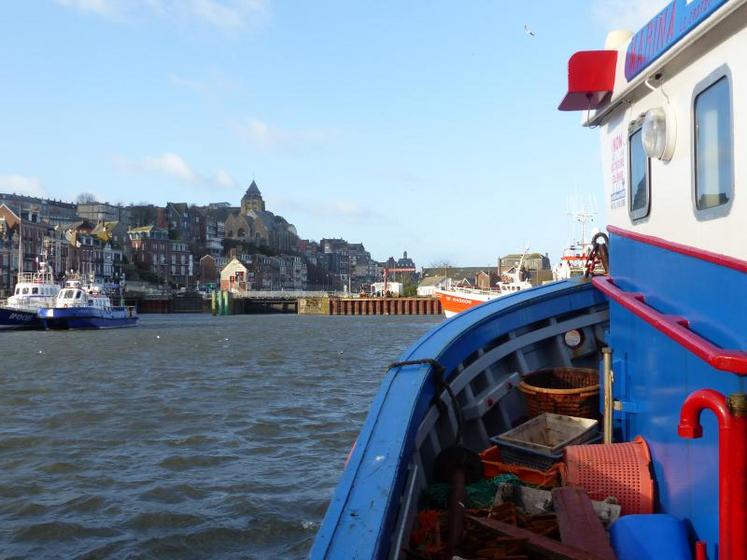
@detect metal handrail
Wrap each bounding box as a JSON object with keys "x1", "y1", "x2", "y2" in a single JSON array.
[{"x1": 592, "y1": 275, "x2": 747, "y2": 375}]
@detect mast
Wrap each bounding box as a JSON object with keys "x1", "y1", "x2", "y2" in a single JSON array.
[
  {"x1": 514, "y1": 247, "x2": 529, "y2": 283},
  {"x1": 16, "y1": 206, "x2": 23, "y2": 279}
]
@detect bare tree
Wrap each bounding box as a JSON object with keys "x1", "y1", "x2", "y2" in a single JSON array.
[
  {"x1": 429, "y1": 259, "x2": 452, "y2": 277},
  {"x1": 75, "y1": 192, "x2": 97, "y2": 204}
]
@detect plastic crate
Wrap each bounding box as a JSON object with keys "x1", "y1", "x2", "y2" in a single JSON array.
[{"x1": 490, "y1": 413, "x2": 600, "y2": 471}]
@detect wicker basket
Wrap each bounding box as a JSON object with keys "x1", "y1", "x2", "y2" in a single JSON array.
[{"x1": 519, "y1": 367, "x2": 600, "y2": 419}]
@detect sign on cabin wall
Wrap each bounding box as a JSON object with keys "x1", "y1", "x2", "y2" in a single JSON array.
[
  {"x1": 610, "y1": 131, "x2": 626, "y2": 210},
  {"x1": 625, "y1": 0, "x2": 729, "y2": 81}
]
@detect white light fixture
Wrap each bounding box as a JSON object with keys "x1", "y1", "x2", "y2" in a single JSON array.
[{"x1": 642, "y1": 106, "x2": 676, "y2": 161}]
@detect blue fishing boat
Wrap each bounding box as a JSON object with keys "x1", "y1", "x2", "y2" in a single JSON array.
[
  {"x1": 313, "y1": 1, "x2": 746, "y2": 559},
  {"x1": 38, "y1": 279, "x2": 137, "y2": 330}
]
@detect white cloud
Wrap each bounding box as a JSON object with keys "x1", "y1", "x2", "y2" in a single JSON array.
[
  {"x1": 114, "y1": 153, "x2": 236, "y2": 190},
  {"x1": 236, "y1": 118, "x2": 329, "y2": 153},
  {"x1": 269, "y1": 196, "x2": 393, "y2": 226},
  {"x1": 593, "y1": 0, "x2": 661, "y2": 31},
  {"x1": 213, "y1": 169, "x2": 237, "y2": 188},
  {"x1": 142, "y1": 153, "x2": 198, "y2": 182},
  {"x1": 167, "y1": 73, "x2": 210, "y2": 93},
  {"x1": 0, "y1": 175, "x2": 48, "y2": 198},
  {"x1": 54, "y1": 0, "x2": 118, "y2": 17},
  {"x1": 54, "y1": 0, "x2": 268, "y2": 31},
  {"x1": 167, "y1": 70, "x2": 241, "y2": 94},
  {"x1": 190, "y1": 0, "x2": 265, "y2": 29}
]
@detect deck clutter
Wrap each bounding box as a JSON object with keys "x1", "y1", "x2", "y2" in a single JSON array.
[{"x1": 405, "y1": 366, "x2": 683, "y2": 560}]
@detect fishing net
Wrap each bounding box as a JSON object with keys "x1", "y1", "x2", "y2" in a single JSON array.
[{"x1": 422, "y1": 474, "x2": 520, "y2": 510}]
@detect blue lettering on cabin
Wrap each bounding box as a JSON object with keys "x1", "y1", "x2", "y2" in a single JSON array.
[{"x1": 625, "y1": 0, "x2": 729, "y2": 81}]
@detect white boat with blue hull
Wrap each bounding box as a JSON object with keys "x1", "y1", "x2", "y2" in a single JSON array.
[
  {"x1": 38, "y1": 281, "x2": 137, "y2": 330},
  {"x1": 0, "y1": 268, "x2": 60, "y2": 330},
  {"x1": 314, "y1": 0, "x2": 747, "y2": 558}
]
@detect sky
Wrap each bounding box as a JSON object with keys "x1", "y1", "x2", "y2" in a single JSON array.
[{"x1": 0, "y1": 0, "x2": 661, "y2": 267}]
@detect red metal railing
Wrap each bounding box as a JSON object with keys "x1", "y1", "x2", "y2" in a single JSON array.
[{"x1": 592, "y1": 276, "x2": 747, "y2": 375}]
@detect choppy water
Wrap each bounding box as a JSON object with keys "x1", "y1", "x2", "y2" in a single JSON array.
[{"x1": 1, "y1": 314, "x2": 441, "y2": 559}]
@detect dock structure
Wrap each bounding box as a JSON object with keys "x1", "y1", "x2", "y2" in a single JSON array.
[
  {"x1": 328, "y1": 297, "x2": 441, "y2": 316},
  {"x1": 126, "y1": 292, "x2": 441, "y2": 316}
]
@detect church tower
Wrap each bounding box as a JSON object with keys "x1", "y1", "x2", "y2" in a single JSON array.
[{"x1": 241, "y1": 180, "x2": 265, "y2": 213}]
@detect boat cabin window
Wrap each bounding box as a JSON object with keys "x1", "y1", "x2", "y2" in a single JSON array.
[
  {"x1": 694, "y1": 75, "x2": 732, "y2": 214},
  {"x1": 628, "y1": 123, "x2": 650, "y2": 221},
  {"x1": 22, "y1": 287, "x2": 29, "y2": 295},
  {"x1": 32, "y1": 287, "x2": 38, "y2": 294},
  {"x1": 75, "y1": 291, "x2": 82, "y2": 299}
]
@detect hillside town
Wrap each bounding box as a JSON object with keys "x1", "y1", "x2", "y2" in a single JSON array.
[{"x1": 0, "y1": 181, "x2": 553, "y2": 299}]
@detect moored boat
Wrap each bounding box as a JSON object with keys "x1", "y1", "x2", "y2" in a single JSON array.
[
  {"x1": 38, "y1": 278, "x2": 137, "y2": 330},
  {"x1": 314, "y1": 1, "x2": 747, "y2": 558},
  {"x1": 0, "y1": 264, "x2": 60, "y2": 330},
  {"x1": 435, "y1": 250, "x2": 532, "y2": 318}
]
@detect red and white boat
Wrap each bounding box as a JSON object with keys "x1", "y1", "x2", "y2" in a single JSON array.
[{"x1": 435, "y1": 250, "x2": 532, "y2": 318}]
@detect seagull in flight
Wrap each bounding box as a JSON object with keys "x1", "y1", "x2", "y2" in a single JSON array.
[{"x1": 523, "y1": 24, "x2": 535, "y2": 37}]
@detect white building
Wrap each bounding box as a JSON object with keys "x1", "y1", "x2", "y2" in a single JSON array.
[
  {"x1": 370, "y1": 281, "x2": 402, "y2": 296},
  {"x1": 416, "y1": 275, "x2": 450, "y2": 297}
]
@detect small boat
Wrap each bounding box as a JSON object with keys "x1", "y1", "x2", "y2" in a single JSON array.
[
  {"x1": 434, "y1": 250, "x2": 532, "y2": 318},
  {"x1": 38, "y1": 278, "x2": 137, "y2": 330},
  {"x1": 0, "y1": 262, "x2": 60, "y2": 330}
]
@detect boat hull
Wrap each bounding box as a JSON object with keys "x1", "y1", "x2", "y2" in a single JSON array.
[
  {"x1": 312, "y1": 280, "x2": 608, "y2": 558},
  {"x1": 38, "y1": 307, "x2": 138, "y2": 330},
  {"x1": 434, "y1": 288, "x2": 498, "y2": 317},
  {"x1": 0, "y1": 306, "x2": 42, "y2": 329}
]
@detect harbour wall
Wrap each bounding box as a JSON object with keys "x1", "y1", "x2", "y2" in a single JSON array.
[{"x1": 126, "y1": 293, "x2": 441, "y2": 316}]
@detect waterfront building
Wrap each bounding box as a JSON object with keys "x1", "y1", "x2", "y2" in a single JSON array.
[
  {"x1": 396, "y1": 251, "x2": 416, "y2": 270},
  {"x1": 475, "y1": 270, "x2": 500, "y2": 290},
  {"x1": 220, "y1": 256, "x2": 253, "y2": 292},
  {"x1": 497, "y1": 252, "x2": 553, "y2": 286},
  {"x1": 240, "y1": 181, "x2": 265, "y2": 213},
  {"x1": 169, "y1": 241, "x2": 194, "y2": 287},
  {"x1": 0, "y1": 204, "x2": 55, "y2": 295},
  {"x1": 127, "y1": 204, "x2": 168, "y2": 229},
  {"x1": 279, "y1": 255, "x2": 307, "y2": 290},
  {"x1": 128, "y1": 226, "x2": 170, "y2": 282},
  {"x1": 0, "y1": 193, "x2": 78, "y2": 227},
  {"x1": 224, "y1": 182, "x2": 299, "y2": 253},
  {"x1": 199, "y1": 254, "x2": 218, "y2": 287},
  {"x1": 416, "y1": 275, "x2": 450, "y2": 297},
  {"x1": 76, "y1": 202, "x2": 131, "y2": 225},
  {"x1": 420, "y1": 265, "x2": 496, "y2": 289}
]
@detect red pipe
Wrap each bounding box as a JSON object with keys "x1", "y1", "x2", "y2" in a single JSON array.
[
  {"x1": 678, "y1": 390, "x2": 747, "y2": 560},
  {"x1": 695, "y1": 541, "x2": 707, "y2": 560}
]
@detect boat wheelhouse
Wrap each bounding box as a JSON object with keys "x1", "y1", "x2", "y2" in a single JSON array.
[{"x1": 313, "y1": 1, "x2": 747, "y2": 558}]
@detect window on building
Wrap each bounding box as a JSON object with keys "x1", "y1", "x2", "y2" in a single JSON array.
[
  {"x1": 694, "y1": 76, "x2": 732, "y2": 211},
  {"x1": 628, "y1": 125, "x2": 650, "y2": 220}
]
